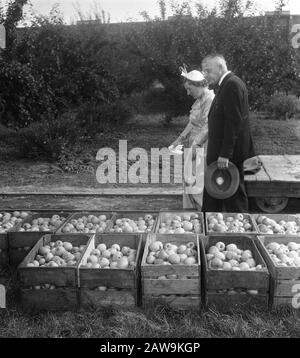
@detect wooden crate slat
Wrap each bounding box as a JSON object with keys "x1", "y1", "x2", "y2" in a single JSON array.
[
  {"x1": 143, "y1": 295, "x2": 200, "y2": 309},
  {"x1": 206, "y1": 270, "x2": 269, "y2": 291},
  {"x1": 80, "y1": 268, "x2": 135, "y2": 289},
  {"x1": 80, "y1": 288, "x2": 135, "y2": 308},
  {"x1": 20, "y1": 288, "x2": 78, "y2": 311},
  {"x1": 275, "y1": 279, "x2": 300, "y2": 296},
  {"x1": 143, "y1": 278, "x2": 199, "y2": 295}
]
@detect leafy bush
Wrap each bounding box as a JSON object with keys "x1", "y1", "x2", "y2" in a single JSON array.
[
  {"x1": 0, "y1": 59, "x2": 56, "y2": 128},
  {"x1": 75, "y1": 99, "x2": 133, "y2": 135},
  {"x1": 14, "y1": 114, "x2": 80, "y2": 160},
  {"x1": 266, "y1": 94, "x2": 300, "y2": 120}
]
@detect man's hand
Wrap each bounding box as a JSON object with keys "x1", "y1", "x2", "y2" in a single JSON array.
[{"x1": 217, "y1": 156, "x2": 229, "y2": 169}]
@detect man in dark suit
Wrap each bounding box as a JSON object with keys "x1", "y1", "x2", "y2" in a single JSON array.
[{"x1": 201, "y1": 54, "x2": 255, "y2": 212}]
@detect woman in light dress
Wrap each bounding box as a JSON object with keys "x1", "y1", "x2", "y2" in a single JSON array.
[{"x1": 169, "y1": 67, "x2": 215, "y2": 210}]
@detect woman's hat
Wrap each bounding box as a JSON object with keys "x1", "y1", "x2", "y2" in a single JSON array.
[
  {"x1": 180, "y1": 64, "x2": 205, "y2": 82},
  {"x1": 204, "y1": 161, "x2": 240, "y2": 199}
]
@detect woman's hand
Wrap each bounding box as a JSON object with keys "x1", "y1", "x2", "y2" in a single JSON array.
[{"x1": 170, "y1": 138, "x2": 181, "y2": 148}]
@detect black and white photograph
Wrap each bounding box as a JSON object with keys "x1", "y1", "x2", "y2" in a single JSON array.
[{"x1": 0, "y1": 0, "x2": 300, "y2": 344}]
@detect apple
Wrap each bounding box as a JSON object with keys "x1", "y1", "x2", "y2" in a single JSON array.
[
  {"x1": 207, "y1": 212, "x2": 254, "y2": 233},
  {"x1": 146, "y1": 241, "x2": 198, "y2": 266},
  {"x1": 158, "y1": 213, "x2": 203, "y2": 234},
  {"x1": 0, "y1": 211, "x2": 30, "y2": 233},
  {"x1": 206, "y1": 242, "x2": 263, "y2": 271},
  {"x1": 265, "y1": 241, "x2": 300, "y2": 267},
  {"x1": 110, "y1": 214, "x2": 156, "y2": 233}
]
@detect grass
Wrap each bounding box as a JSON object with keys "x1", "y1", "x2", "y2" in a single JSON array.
[{"x1": 0, "y1": 302, "x2": 299, "y2": 338}]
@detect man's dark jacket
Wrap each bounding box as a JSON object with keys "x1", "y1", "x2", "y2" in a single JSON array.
[{"x1": 206, "y1": 72, "x2": 255, "y2": 166}]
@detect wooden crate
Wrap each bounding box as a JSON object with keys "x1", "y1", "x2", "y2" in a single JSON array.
[
  {"x1": 141, "y1": 234, "x2": 201, "y2": 310},
  {"x1": 0, "y1": 232, "x2": 9, "y2": 271},
  {"x1": 205, "y1": 212, "x2": 258, "y2": 236},
  {"x1": 78, "y1": 233, "x2": 142, "y2": 309},
  {"x1": 56, "y1": 211, "x2": 115, "y2": 235},
  {"x1": 155, "y1": 210, "x2": 205, "y2": 237},
  {"x1": 252, "y1": 214, "x2": 300, "y2": 237},
  {"x1": 256, "y1": 235, "x2": 300, "y2": 308},
  {"x1": 8, "y1": 211, "x2": 72, "y2": 267},
  {"x1": 1, "y1": 210, "x2": 33, "y2": 269},
  {"x1": 202, "y1": 235, "x2": 270, "y2": 310},
  {"x1": 18, "y1": 233, "x2": 92, "y2": 311}
]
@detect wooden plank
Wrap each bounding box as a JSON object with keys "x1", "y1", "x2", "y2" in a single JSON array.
[
  {"x1": 206, "y1": 271, "x2": 269, "y2": 291},
  {"x1": 143, "y1": 278, "x2": 199, "y2": 295},
  {"x1": 246, "y1": 182, "x2": 300, "y2": 197},
  {"x1": 0, "y1": 186, "x2": 183, "y2": 196},
  {"x1": 260, "y1": 155, "x2": 300, "y2": 183},
  {"x1": 20, "y1": 288, "x2": 78, "y2": 311},
  {"x1": 80, "y1": 268, "x2": 136, "y2": 289},
  {"x1": 0, "y1": 195, "x2": 182, "y2": 211},
  {"x1": 80, "y1": 288, "x2": 136, "y2": 308},
  {"x1": 0, "y1": 234, "x2": 8, "y2": 250}
]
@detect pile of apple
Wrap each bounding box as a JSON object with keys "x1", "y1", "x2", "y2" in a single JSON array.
[
  {"x1": 32, "y1": 284, "x2": 56, "y2": 290},
  {"x1": 26, "y1": 240, "x2": 86, "y2": 267},
  {"x1": 61, "y1": 214, "x2": 110, "y2": 234},
  {"x1": 206, "y1": 213, "x2": 254, "y2": 233},
  {"x1": 157, "y1": 213, "x2": 203, "y2": 234},
  {"x1": 265, "y1": 241, "x2": 300, "y2": 267},
  {"x1": 81, "y1": 243, "x2": 137, "y2": 269},
  {"x1": 146, "y1": 240, "x2": 198, "y2": 265},
  {"x1": 0, "y1": 211, "x2": 29, "y2": 233},
  {"x1": 18, "y1": 214, "x2": 67, "y2": 232},
  {"x1": 256, "y1": 215, "x2": 300, "y2": 235},
  {"x1": 216, "y1": 288, "x2": 258, "y2": 295},
  {"x1": 109, "y1": 214, "x2": 156, "y2": 233},
  {"x1": 206, "y1": 241, "x2": 264, "y2": 271}
]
